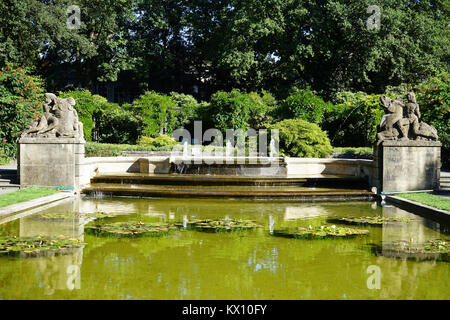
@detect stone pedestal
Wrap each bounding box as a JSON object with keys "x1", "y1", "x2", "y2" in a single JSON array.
[
  {"x1": 373, "y1": 140, "x2": 441, "y2": 193},
  {"x1": 18, "y1": 137, "x2": 85, "y2": 190}
]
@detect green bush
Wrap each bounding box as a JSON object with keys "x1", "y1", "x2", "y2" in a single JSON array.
[
  {"x1": 169, "y1": 92, "x2": 201, "y2": 130},
  {"x1": 322, "y1": 91, "x2": 385, "y2": 147},
  {"x1": 138, "y1": 134, "x2": 179, "y2": 148},
  {"x1": 59, "y1": 90, "x2": 108, "y2": 141},
  {"x1": 92, "y1": 104, "x2": 142, "y2": 144},
  {"x1": 276, "y1": 87, "x2": 331, "y2": 124},
  {"x1": 0, "y1": 65, "x2": 44, "y2": 157},
  {"x1": 209, "y1": 89, "x2": 253, "y2": 132},
  {"x1": 416, "y1": 72, "x2": 449, "y2": 168},
  {"x1": 130, "y1": 91, "x2": 178, "y2": 137},
  {"x1": 209, "y1": 89, "x2": 277, "y2": 133},
  {"x1": 268, "y1": 119, "x2": 332, "y2": 158}
]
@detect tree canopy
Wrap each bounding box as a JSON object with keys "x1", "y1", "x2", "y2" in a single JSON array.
[{"x1": 0, "y1": 0, "x2": 448, "y2": 99}]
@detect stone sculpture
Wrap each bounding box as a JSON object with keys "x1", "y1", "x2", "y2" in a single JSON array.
[
  {"x1": 21, "y1": 93, "x2": 84, "y2": 140},
  {"x1": 376, "y1": 91, "x2": 438, "y2": 144}
]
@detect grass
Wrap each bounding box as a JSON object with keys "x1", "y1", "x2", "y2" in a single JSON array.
[
  {"x1": 0, "y1": 187, "x2": 60, "y2": 208},
  {"x1": 0, "y1": 156, "x2": 12, "y2": 165},
  {"x1": 396, "y1": 192, "x2": 450, "y2": 212}
]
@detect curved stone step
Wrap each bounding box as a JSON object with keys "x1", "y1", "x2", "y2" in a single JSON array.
[{"x1": 82, "y1": 183, "x2": 375, "y2": 200}]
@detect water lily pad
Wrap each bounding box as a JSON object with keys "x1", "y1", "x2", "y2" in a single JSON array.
[
  {"x1": 272, "y1": 225, "x2": 369, "y2": 239},
  {"x1": 85, "y1": 221, "x2": 178, "y2": 238},
  {"x1": 33, "y1": 211, "x2": 117, "y2": 221},
  {"x1": 374, "y1": 239, "x2": 449, "y2": 262},
  {"x1": 176, "y1": 219, "x2": 261, "y2": 232},
  {"x1": 329, "y1": 216, "x2": 413, "y2": 226},
  {"x1": 0, "y1": 236, "x2": 85, "y2": 257}
]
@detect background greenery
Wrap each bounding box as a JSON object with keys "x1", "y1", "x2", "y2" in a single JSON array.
[{"x1": 0, "y1": 1, "x2": 448, "y2": 165}]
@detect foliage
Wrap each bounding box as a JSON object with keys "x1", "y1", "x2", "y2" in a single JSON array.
[
  {"x1": 330, "y1": 216, "x2": 413, "y2": 226},
  {"x1": 268, "y1": 119, "x2": 332, "y2": 158},
  {"x1": 332, "y1": 147, "x2": 373, "y2": 156},
  {"x1": 377, "y1": 239, "x2": 449, "y2": 262},
  {"x1": 138, "y1": 135, "x2": 179, "y2": 148},
  {"x1": 272, "y1": 225, "x2": 369, "y2": 239},
  {"x1": 0, "y1": 236, "x2": 85, "y2": 257},
  {"x1": 0, "y1": 65, "x2": 44, "y2": 157},
  {"x1": 59, "y1": 90, "x2": 108, "y2": 141},
  {"x1": 34, "y1": 211, "x2": 117, "y2": 221},
  {"x1": 209, "y1": 89, "x2": 277, "y2": 133},
  {"x1": 277, "y1": 87, "x2": 331, "y2": 124},
  {"x1": 1, "y1": 1, "x2": 448, "y2": 97},
  {"x1": 0, "y1": 0, "x2": 135, "y2": 90},
  {"x1": 169, "y1": 92, "x2": 201, "y2": 130},
  {"x1": 322, "y1": 91, "x2": 385, "y2": 147},
  {"x1": 85, "y1": 221, "x2": 179, "y2": 238},
  {"x1": 176, "y1": 219, "x2": 262, "y2": 232},
  {"x1": 92, "y1": 103, "x2": 142, "y2": 144},
  {"x1": 130, "y1": 91, "x2": 178, "y2": 137},
  {"x1": 396, "y1": 193, "x2": 450, "y2": 212},
  {"x1": 416, "y1": 72, "x2": 449, "y2": 168}
]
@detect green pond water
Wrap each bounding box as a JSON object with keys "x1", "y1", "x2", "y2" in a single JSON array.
[{"x1": 0, "y1": 196, "x2": 448, "y2": 300}]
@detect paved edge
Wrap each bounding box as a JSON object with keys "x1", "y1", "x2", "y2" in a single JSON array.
[
  {"x1": 0, "y1": 191, "x2": 74, "y2": 218},
  {"x1": 386, "y1": 195, "x2": 450, "y2": 222}
]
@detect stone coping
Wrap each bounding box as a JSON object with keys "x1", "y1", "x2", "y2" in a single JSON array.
[
  {"x1": 0, "y1": 191, "x2": 74, "y2": 218},
  {"x1": 84, "y1": 156, "x2": 373, "y2": 164},
  {"x1": 285, "y1": 157, "x2": 374, "y2": 164},
  {"x1": 386, "y1": 195, "x2": 450, "y2": 222},
  {"x1": 19, "y1": 137, "x2": 86, "y2": 144},
  {"x1": 380, "y1": 140, "x2": 442, "y2": 147}
]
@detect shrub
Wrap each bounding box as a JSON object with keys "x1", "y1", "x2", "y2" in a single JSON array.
[
  {"x1": 268, "y1": 119, "x2": 332, "y2": 158},
  {"x1": 248, "y1": 90, "x2": 278, "y2": 129},
  {"x1": 0, "y1": 65, "x2": 44, "y2": 157},
  {"x1": 59, "y1": 90, "x2": 108, "y2": 141},
  {"x1": 138, "y1": 134, "x2": 179, "y2": 148},
  {"x1": 276, "y1": 87, "x2": 331, "y2": 124},
  {"x1": 130, "y1": 91, "x2": 178, "y2": 137},
  {"x1": 169, "y1": 92, "x2": 201, "y2": 130},
  {"x1": 92, "y1": 104, "x2": 142, "y2": 144},
  {"x1": 322, "y1": 91, "x2": 385, "y2": 147},
  {"x1": 209, "y1": 89, "x2": 253, "y2": 132},
  {"x1": 416, "y1": 72, "x2": 449, "y2": 168},
  {"x1": 209, "y1": 89, "x2": 277, "y2": 133}
]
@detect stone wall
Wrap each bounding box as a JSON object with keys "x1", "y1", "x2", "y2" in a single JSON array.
[
  {"x1": 373, "y1": 140, "x2": 441, "y2": 193},
  {"x1": 18, "y1": 138, "x2": 85, "y2": 190}
]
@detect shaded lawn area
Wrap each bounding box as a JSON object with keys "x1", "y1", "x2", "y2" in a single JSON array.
[
  {"x1": 0, "y1": 187, "x2": 59, "y2": 208},
  {"x1": 396, "y1": 193, "x2": 450, "y2": 212}
]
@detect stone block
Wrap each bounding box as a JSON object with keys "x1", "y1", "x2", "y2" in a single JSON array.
[
  {"x1": 374, "y1": 140, "x2": 441, "y2": 193},
  {"x1": 18, "y1": 138, "x2": 85, "y2": 189}
]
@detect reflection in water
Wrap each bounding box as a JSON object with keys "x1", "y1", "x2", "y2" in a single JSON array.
[
  {"x1": 0, "y1": 197, "x2": 448, "y2": 299},
  {"x1": 269, "y1": 215, "x2": 274, "y2": 234},
  {"x1": 36, "y1": 248, "x2": 83, "y2": 295}
]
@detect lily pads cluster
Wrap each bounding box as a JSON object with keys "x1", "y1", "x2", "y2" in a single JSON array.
[
  {"x1": 272, "y1": 225, "x2": 369, "y2": 239},
  {"x1": 375, "y1": 239, "x2": 449, "y2": 262},
  {"x1": 85, "y1": 221, "x2": 178, "y2": 237},
  {"x1": 0, "y1": 235, "x2": 85, "y2": 257},
  {"x1": 176, "y1": 219, "x2": 262, "y2": 232},
  {"x1": 330, "y1": 215, "x2": 413, "y2": 226},
  {"x1": 33, "y1": 211, "x2": 117, "y2": 221}
]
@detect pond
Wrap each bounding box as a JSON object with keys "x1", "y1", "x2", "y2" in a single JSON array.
[{"x1": 0, "y1": 196, "x2": 448, "y2": 299}]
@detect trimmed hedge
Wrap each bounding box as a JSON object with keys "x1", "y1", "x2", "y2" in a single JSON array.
[{"x1": 269, "y1": 119, "x2": 332, "y2": 158}]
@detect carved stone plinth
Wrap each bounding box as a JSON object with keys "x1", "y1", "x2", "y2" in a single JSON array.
[
  {"x1": 18, "y1": 137, "x2": 85, "y2": 190},
  {"x1": 373, "y1": 140, "x2": 441, "y2": 193}
]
